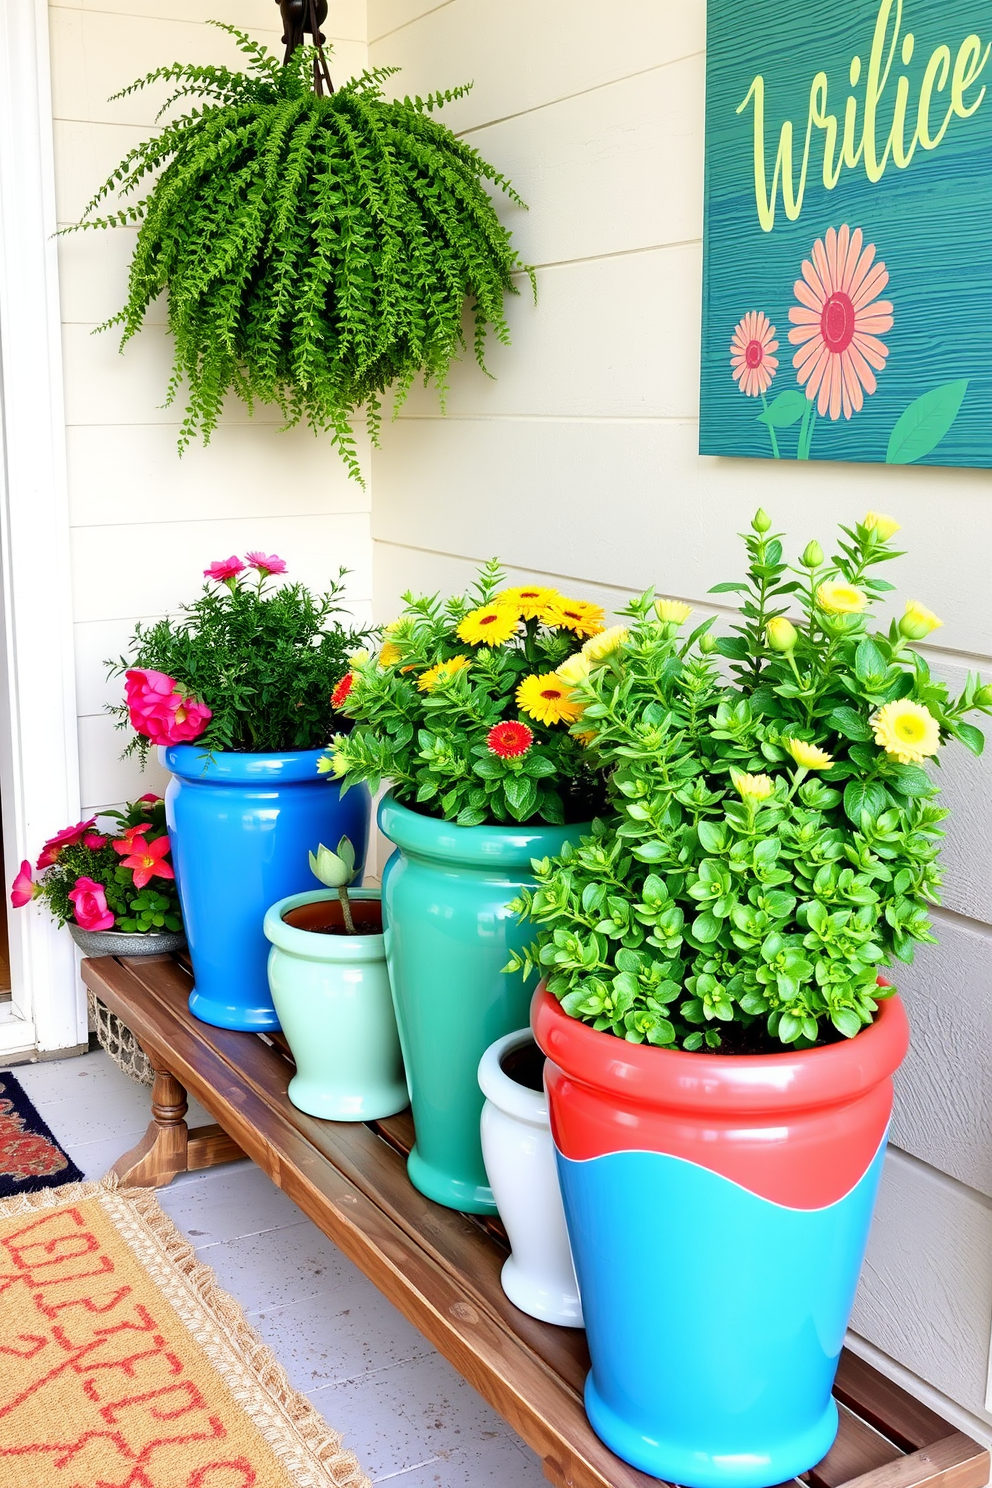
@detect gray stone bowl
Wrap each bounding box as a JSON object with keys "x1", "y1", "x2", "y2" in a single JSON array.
[{"x1": 67, "y1": 924, "x2": 187, "y2": 958}]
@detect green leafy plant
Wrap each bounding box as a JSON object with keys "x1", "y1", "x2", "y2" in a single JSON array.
[
  {"x1": 322, "y1": 562, "x2": 612, "y2": 826},
  {"x1": 11, "y1": 796, "x2": 182, "y2": 935},
  {"x1": 70, "y1": 24, "x2": 532, "y2": 483},
  {"x1": 507, "y1": 511, "x2": 992, "y2": 1054},
  {"x1": 309, "y1": 836, "x2": 359, "y2": 934},
  {"x1": 111, "y1": 551, "x2": 369, "y2": 757}
]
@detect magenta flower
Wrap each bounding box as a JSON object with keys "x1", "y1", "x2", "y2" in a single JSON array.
[
  {"x1": 125, "y1": 667, "x2": 211, "y2": 746},
  {"x1": 10, "y1": 861, "x2": 37, "y2": 908},
  {"x1": 36, "y1": 818, "x2": 98, "y2": 869},
  {"x1": 68, "y1": 876, "x2": 115, "y2": 932},
  {"x1": 246, "y1": 551, "x2": 287, "y2": 577},
  {"x1": 82, "y1": 832, "x2": 108, "y2": 850},
  {"x1": 137, "y1": 793, "x2": 162, "y2": 804},
  {"x1": 119, "y1": 836, "x2": 175, "y2": 890},
  {"x1": 204, "y1": 556, "x2": 245, "y2": 584}
]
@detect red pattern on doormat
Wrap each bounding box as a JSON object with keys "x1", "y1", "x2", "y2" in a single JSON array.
[{"x1": 0, "y1": 1090, "x2": 70, "y2": 1182}]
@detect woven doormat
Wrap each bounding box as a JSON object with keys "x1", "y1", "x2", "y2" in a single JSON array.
[
  {"x1": 0, "y1": 1070, "x2": 83, "y2": 1197},
  {"x1": 0, "y1": 1181, "x2": 371, "y2": 1488}
]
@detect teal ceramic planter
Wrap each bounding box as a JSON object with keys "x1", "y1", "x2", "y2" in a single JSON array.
[
  {"x1": 263, "y1": 888, "x2": 408, "y2": 1121},
  {"x1": 378, "y1": 793, "x2": 589, "y2": 1214}
]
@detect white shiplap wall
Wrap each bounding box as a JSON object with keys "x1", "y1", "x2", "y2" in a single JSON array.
[
  {"x1": 50, "y1": 0, "x2": 370, "y2": 812},
  {"x1": 366, "y1": 0, "x2": 992, "y2": 1437}
]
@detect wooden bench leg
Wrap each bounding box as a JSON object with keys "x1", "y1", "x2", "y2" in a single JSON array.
[{"x1": 110, "y1": 1065, "x2": 245, "y2": 1188}]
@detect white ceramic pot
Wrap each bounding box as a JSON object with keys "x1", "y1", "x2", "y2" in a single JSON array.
[{"x1": 478, "y1": 1028, "x2": 583, "y2": 1327}]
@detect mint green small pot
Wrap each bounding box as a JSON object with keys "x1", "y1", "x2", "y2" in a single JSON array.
[
  {"x1": 378, "y1": 793, "x2": 589, "y2": 1214},
  {"x1": 263, "y1": 888, "x2": 408, "y2": 1121}
]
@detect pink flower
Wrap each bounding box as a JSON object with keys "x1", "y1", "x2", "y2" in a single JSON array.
[
  {"x1": 204, "y1": 556, "x2": 245, "y2": 584},
  {"x1": 82, "y1": 832, "x2": 108, "y2": 850},
  {"x1": 138, "y1": 793, "x2": 162, "y2": 804},
  {"x1": 119, "y1": 836, "x2": 174, "y2": 890},
  {"x1": 788, "y1": 224, "x2": 893, "y2": 421},
  {"x1": 124, "y1": 667, "x2": 211, "y2": 746},
  {"x1": 730, "y1": 311, "x2": 779, "y2": 398},
  {"x1": 36, "y1": 818, "x2": 98, "y2": 869},
  {"x1": 246, "y1": 551, "x2": 287, "y2": 576},
  {"x1": 115, "y1": 822, "x2": 153, "y2": 853},
  {"x1": 10, "y1": 861, "x2": 38, "y2": 908},
  {"x1": 68, "y1": 876, "x2": 115, "y2": 932}
]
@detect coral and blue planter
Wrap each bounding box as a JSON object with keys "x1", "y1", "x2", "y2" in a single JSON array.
[
  {"x1": 379, "y1": 794, "x2": 588, "y2": 1215},
  {"x1": 163, "y1": 746, "x2": 370, "y2": 1032},
  {"x1": 533, "y1": 985, "x2": 910, "y2": 1488}
]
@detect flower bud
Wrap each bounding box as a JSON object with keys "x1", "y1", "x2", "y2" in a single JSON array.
[
  {"x1": 800, "y1": 540, "x2": 823, "y2": 569},
  {"x1": 862, "y1": 511, "x2": 901, "y2": 542},
  {"x1": 766, "y1": 617, "x2": 798, "y2": 652},
  {"x1": 698, "y1": 632, "x2": 718, "y2": 654},
  {"x1": 974, "y1": 684, "x2": 992, "y2": 708},
  {"x1": 898, "y1": 601, "x2": 943, "y2": 642},
  {"x1": 752, "y1": 508, "x2": 772, "y2": 534}
]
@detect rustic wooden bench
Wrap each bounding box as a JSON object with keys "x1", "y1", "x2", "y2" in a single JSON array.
[{"x1": 81, "y1": 951, "x2": 990, "y2": 1488}]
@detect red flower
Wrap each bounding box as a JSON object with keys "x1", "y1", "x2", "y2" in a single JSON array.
[
  {"x1": 119, "y1": 835, "x2": 174, "y2": 890},
  {"x1": 487, "y1": 720, "x2": 534, "y2": 759},
  {"x1": 36, "y1": 819, "x2": 98, "y2": 869},
  {"x1": 68, "y1": 876, "x2": 115, "y2": 932},
  {"x1": 10, "y1": 861, "x2": 37, "y2": 908},
  {"x1": 138, "y1": 793, "x2": 162, "y2": 804},
  {"x1": 331, "y1": 672, "x2": 355, "y2": 709},
  {"x1": 82, "y1": 832, "x2": 108, "y2": 850},
  {"x1": 115, "y1": 822, "x2": 154, "y2": 853},
  {"x1": 245, "y1": 550, "x2": 287, "y2": 576},
  {"x1": 204, "y1": 556, "x2": 245, "y2": 584}
]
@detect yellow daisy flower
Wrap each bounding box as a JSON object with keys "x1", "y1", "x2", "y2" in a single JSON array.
[
  {"x1": 557, "y1": 652, "x2": 592, "y2": 685},
  {"x1": 655, "y1": 598, "x2": 693, "y2": 625},
  {"x1": 731, "y1": 769, "x2": 776, "y2": 802},
  {"x1": 581, "y1": 626, "x2": 629, "y2": 662},
  {"x1": 542, "y1": 597, "x2": 606, "y2": 638},
  {"x1": 417, "y1": 655, "x2": 472, "y2": 692},
  {"x1": 378, "y1": 642, "x2": 402, "y2": 666},
  {"x1": 862, "y1": 511, "x2": 901, "y2": 541},
  {"x1": 899, "y1": 601, "x2": 943, "y2": 641},
  {"x1": 516, "y1": 672, "x2": 583, "y2": 726},
  {"x1": 496, "y1": 585, "x2": 561, "y2": 620},
  {"x1": 871, "y1": 700, "x2": 940, "y2": 764},
  {"x1": 783, "y1": 738, "x2": 833, "y2": 771},
  {"x1": 456, "y1": 604, "x2": 519, "y2": 647},
  {"x1": 816, "y1": 581, "x2": 867, "y2": 615}
]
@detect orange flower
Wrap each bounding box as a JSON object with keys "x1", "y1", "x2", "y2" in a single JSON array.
[
  {"x1": 788, "y1": 224, "x2": 893, "y2": 421},
  {"x1": 730, "y1": 311, "x2": 779, "y2": 398}
]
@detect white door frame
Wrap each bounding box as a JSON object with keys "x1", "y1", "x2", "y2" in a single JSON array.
[{"x1": 0, "y1": 0, "x2": 85, "y2": 1056}]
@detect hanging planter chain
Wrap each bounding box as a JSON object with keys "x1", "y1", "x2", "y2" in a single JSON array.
[{"x1": 277, "y1": 0, "x2": 334, "y2": 93}]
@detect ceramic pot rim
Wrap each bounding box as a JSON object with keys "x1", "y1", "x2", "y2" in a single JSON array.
[
  {"x1": 264, "y1": 888, "x2": 384, "y2": 962},
  {"x1": 532, "y1": 982, "x2": 909, "y2": 1117},
  {"x1": 161, "y1": 745, "x2": 335, "y2": 784},
  {"x1": 378, "y1": 791, "x2": 590, "y2": 869},
  {"x1": 478, "y1": 1029, "x2": 548, "y2": 1126}
]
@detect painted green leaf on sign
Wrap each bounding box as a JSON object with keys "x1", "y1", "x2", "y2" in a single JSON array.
[
  {"x1": 886, "y1": 381, "x2": 969, "y2": 465},
  {"x1": 757, "y1": 390, "x2": 809, "y2": 427}
]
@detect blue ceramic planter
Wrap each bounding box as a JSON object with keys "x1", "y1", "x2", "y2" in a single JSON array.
[{"x1": 163, "y1": 746, "x2": 370, "y2": 1031}]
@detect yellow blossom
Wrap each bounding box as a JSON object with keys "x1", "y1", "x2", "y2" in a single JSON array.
[
  {"x1": 816, "y1": 581, "x2": 867, "y2": 615},
  {"x1": 784, "y1": 738, "x2": 833, "y2": 771},
  {"x1": 542, "y1": 598, "x2": 606, "y2": 638},
  {"x1": 516, "y1": 672, "x2": 583, "y2": 726},
  {"x1": 496, "y1": 585, "x2": 561, "y2": 620},
  {"x1": 655, "y1": 598, "x2": 693, "y2": 625},
  {"x1": 731, "y1": 769, "x2": 776, "y2": 802},
  {"x1": 862, "y1": 511, "x2": 901, "y2": 541},
  {"x1": 581, "y1": 626, "x2": 629, "y2": 662},
  {"x1": 871, "y1": 700, "x2": 940, "y2": 765},
  {"x1": 573, "y1": 729, "x2": 598, "y2": 748},
  {"x1": 899, "y1": 601, "x2": 943, "y2": 641},
  {"x1": 557, "y1": 652, "x2": 593, "y2": 685},
  {"x1": 417, "y1": 655, "x2": 472, "y2": 692},
  {"x1": 456, "y1": 604, "x2": 519, "y2": 647},
  {"x1": 378, "y1": 642, "x2": 402, "y2": 666},
  {"x1": 347, "y1": 647, "x2": 370, "y2": 666}
]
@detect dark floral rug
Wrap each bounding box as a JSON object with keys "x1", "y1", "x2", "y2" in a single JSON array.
[{"x1": 0, "y1": 1070, "x2": 83, "y2": 1196}]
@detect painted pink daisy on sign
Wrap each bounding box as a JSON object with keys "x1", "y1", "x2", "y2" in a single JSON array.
[
  {"x1": 730, "y1": 311, "x2": 779, "y2": 397},
  {"x1": 788, "y1": 225, "x2": 893, "y2": 421}
]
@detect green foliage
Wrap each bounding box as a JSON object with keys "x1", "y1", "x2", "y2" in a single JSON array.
[
  {"x1": 111, "y1": 564, "x2": 369, "y2": 756},
  {"x1": 34, "y1": 798, "x2": 182, "y2": 933},
  {"x1": 70, "y1": 25, "x2": 532, "y2": 483},
  {"x1": 507, "y1": 513, "x2": 992, "y2": 1054},
  {"x1": 323, "y1": 562, "x2": 607, "y2": 826}
]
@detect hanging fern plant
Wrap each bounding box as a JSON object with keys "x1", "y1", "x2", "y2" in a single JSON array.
[{"x1": 72, "y1": 21, "x2": 532, "y2": 482}]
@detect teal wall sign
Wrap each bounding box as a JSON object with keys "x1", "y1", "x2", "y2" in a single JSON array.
[{"x1": 700, "y1": 1, "x2": 992, "y2": 466}]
